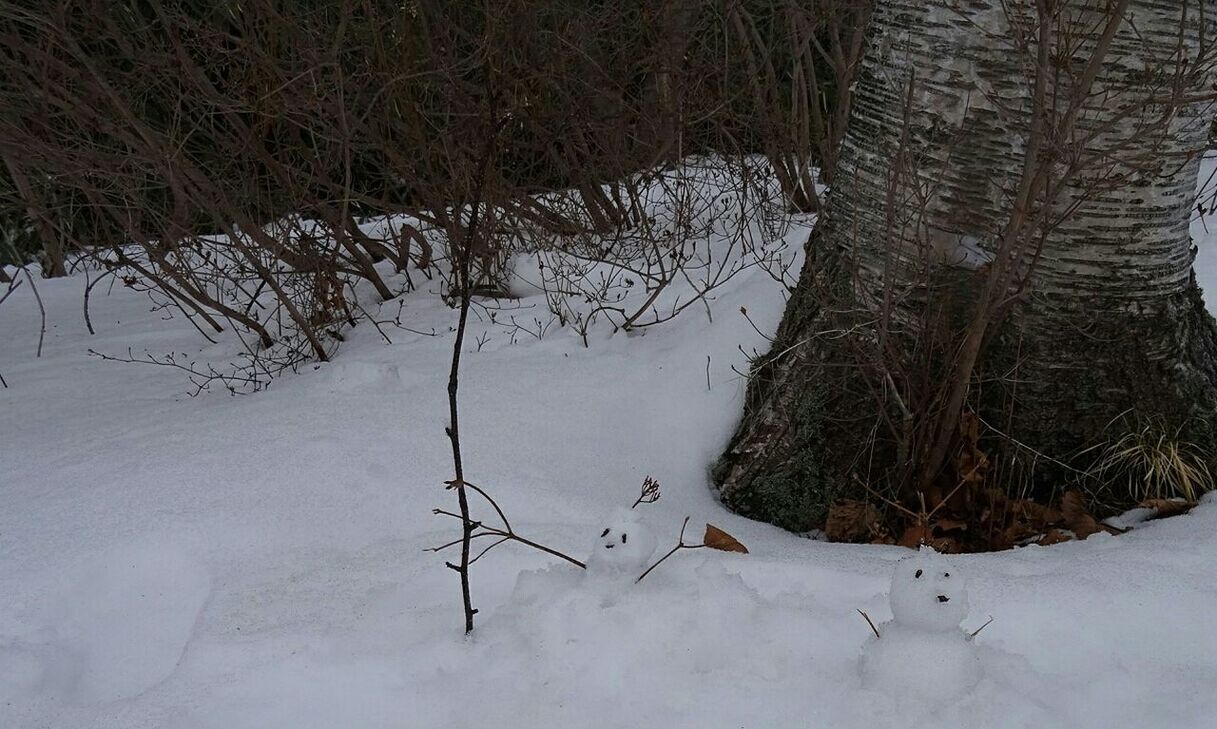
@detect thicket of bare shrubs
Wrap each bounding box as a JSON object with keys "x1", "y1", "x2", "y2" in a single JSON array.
[{"x1": 0, "y1": 0, "x2": 870, "y2": 384}]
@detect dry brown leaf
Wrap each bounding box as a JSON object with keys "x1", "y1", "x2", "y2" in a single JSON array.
[
  {"x1": 867, "y1": 522, "x2": 895, "y2": 545},
  {"x1": 999, "y1": 516, "x2": 1042, "y2": 549},
  {"x1": 1061, "y1": 490, "x2": 1104, "y2": 539},
  {"x1": 955, "y1": 411, "x2": 991, "y2": 484},
  {"x1": 825, "y1": 500, "x2": 880, "y2": 542},
  {"x1": 897, "y1": 524, "x2": 932, "y2": 548},
  {"x1": 897, "y1": 525, "x2": 958, "y2": 553},
  {"x1": 990, "y1": 528, "x2": 1019, "y2": 552},
  {"x1": 1139, "y1": 498, "x2": 1197, "y2": 520},
  {"x1": 1011, "y1": 498, "x2": 1061, "y2": 527},
  {"x1": 1037, "y1": 528, "x2": 1074, "y2": 546},
  {"x1": 959, "y1": 410, "x2": 981, "y2": 443},
  {"x1": 703, "y1": 524, "x2": 749, "y2": 554}
]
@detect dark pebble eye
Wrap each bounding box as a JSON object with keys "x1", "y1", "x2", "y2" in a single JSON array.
[
  {"x1": 621, "y1": 533, "x2": 628, "y2": 543},
  {"x1": 914, "y1": 569, "x2": 923, "y2": 578},
  {"x1": 944, "y1": 572, "x2": 950, "y2": 578},
  {"x1": 600, "y1": 528, "x2": 610, "y2": 537}
]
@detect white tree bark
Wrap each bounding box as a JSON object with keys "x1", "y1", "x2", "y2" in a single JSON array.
[{"x1": 714, "y1": 0, "x2": 1217, "y2": 530}]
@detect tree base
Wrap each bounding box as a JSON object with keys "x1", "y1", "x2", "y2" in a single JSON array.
[
  {"x1": 985, "y1": 277, "x2": 1217, "y2": 505},
  {"x1": 712, "y1": 249, "x2": 883, "y2": 532},
  {"x1": 713, "y1": 262, "x2": 1217, "y2": 532}
]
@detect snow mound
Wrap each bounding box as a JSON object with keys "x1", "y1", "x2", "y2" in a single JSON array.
[
  {"x1": 0, "y1": 540, "x2": 211, "y2": 704},
  {"x1": 320, "y1": 360, "x2": 406, "y2": 393},
  {"x1": 479, "y1": 558, "x2": 829, "y2": 725},
  {"x1": 860, "y1": 624, "x2": 982, "y2": 701}
]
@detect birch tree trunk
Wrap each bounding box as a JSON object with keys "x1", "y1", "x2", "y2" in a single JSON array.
[{"x1": 713, "y1": 0, "x2": 1217, "y2": 531}]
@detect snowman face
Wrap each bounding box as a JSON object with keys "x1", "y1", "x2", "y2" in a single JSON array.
[
  {"x1": 586, "y1": 508, "x2": 658, "y2": 574},
  {"x1": 888, "y1": 548, "x2": 969, "y2": 632}
]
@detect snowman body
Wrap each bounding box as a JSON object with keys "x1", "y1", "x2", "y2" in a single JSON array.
[
  {"x1": 860, "y1": 547, "x2": 982, "y2": 700},
  {"x1": 504, "y1": 252, "x2": 546, "y2": 299}
]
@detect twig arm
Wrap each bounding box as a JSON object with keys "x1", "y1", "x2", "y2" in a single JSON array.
[
  {"x1": 635, "y1": 516, "x2": 706, "y2": 583},
  {"x1": 857, "y1": 609, "x2": 881, "y2": 639}
]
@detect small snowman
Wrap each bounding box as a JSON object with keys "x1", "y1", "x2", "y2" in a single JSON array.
[
  {"x1": 585, "y1": 507, "x2": 659, "y2": 578},
  {"x1": 503, "y1": 251, "x2": 546, "y2": 299},
  {"x1": 860, "y1": 547, "x2": 982, "y2": 701}
]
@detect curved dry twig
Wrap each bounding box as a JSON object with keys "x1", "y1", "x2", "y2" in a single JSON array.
[{"x1": 635, "y1": 516, "x2": 707, "y2": 583}]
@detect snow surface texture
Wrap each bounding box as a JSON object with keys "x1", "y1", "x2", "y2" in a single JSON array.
[{"x1": 0, "y1": 157, "x2": 1216, "y2": 727}]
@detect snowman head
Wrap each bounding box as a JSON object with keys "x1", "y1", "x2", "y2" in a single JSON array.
[
  {"x1": 888, "y1": 547, "x2": 968, "y2": 632},
  {"x1": 586, "y1": 507, "x2": 658, "y2": 574}
]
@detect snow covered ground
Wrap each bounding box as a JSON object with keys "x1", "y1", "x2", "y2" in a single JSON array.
[{"x1": 3, "y1": 157, "x2": 1217, "y2": 728}]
